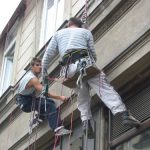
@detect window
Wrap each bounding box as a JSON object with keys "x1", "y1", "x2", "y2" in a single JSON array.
[
  {"x1": 114, "y1": 129, "x2": 150, "y2": 150},
  {"x1": 0, "y1": 40, "x2": 15, "y2": 95},
  {"x1": 0, "y1": 20, "x2": 18, "y2": 96},
  {"x1": 40, "y1": 0, "x2": 64, "y2": 48}
]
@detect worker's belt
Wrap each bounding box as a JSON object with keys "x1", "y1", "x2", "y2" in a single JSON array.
[
  {"x1": 61, "y1": 49, "x2": 88, "y2": 66},
  {"x1": 16, "y1": 94, "x2": 34, "y2": 113},
  {"x1": 60, "y1": 49, "x2": 100, "y2": 88}
]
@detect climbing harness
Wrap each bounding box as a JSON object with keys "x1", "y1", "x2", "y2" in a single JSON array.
[
  {"x1": 61, "y1": 0, "x2": 100, "y2": 89},
  {"x1": 61, "y1": 49, "x2": 100, "y2": 88},
  {"x1": 67, "y1": 90, "x2": 75, "y2": 150}
]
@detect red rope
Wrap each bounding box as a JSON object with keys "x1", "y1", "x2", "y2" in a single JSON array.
[
  {"x1": 53, "y1": 78, "x2": 64, "y2": 149},
  {"x1": 53, "y1": 55, "x2": 74, "y2": 149},
  {"x1": 28, "y1": 98, "x2": 36, "y2": 150},
  {"x1": 67, "y1": 90, "x2": 75, "y2": 150}
]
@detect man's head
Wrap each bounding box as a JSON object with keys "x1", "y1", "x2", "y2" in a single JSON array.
[
  {"x1": 30, "y1": 57, "x2": 41, "y2": 74},
  {"x1": 67, "y1": 17, "x2": 83, "y2": 28}
]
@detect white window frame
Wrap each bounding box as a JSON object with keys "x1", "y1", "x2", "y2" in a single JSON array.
[
  {"x1": 0, "y1": 38, "x2": 16, "y2": 96},
  {"x1": 39, "y1": 0, "x2": 65, "y2": 49}
]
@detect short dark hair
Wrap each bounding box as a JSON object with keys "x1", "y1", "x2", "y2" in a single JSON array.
[
  {"x1": 68, "y1": 17, "x2": 83, "y2": 28},
  {"x1": 30, "y1": 57, "x2": 41, "y2": 66}
]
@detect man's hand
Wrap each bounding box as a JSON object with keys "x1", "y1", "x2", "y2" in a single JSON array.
[{"x1": 59, "y1": 96, "x2": 69, "y2": 102}]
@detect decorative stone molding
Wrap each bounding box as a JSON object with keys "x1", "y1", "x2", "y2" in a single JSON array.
[
  {"x1": 104, "y1": 29, "x2": 150, "y2": 75},
  {"x1": 92, "y1": 0, "x2": 140, "y2": 41}
]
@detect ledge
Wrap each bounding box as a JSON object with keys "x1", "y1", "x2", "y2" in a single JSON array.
[{"x1": 109, "y1": 119, "x2": 150, "y2": 148}]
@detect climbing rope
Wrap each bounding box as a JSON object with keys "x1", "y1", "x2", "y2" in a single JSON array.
[
  {"x1": 28, "y1": 0, "x2": 92, "y2": 149},
  {"x1": 67, "y1": 90, "x2": 75, "y2": 150},
  {"x1": 81, "y1": 0, "x2": 88, "y2": 24},
  {"x1": 81, "y1": 1, "x2": 97, "y2": 149},
  {"x1": 27, "y1": 0, "x2": 41, "y2": 149}
]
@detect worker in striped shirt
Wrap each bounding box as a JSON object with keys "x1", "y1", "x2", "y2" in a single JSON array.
[{"x1": 42, "y1": 17, "x2": 140, "y2": 138}]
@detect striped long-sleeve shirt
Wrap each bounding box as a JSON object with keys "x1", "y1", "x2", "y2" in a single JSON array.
[{"x1": 42, "y1": 27, "x2": 97, "y2": 75}]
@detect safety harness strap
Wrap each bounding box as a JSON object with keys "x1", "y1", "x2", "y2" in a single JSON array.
[{"x1": 61, "y1": 49, "x2": 88, "y2": 66}]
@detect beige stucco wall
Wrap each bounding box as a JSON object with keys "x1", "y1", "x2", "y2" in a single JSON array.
[
  {"x1": 95, "y1": 0, "x2": 150, "y2": 69},
  {"x1": 14, "y1": 0, "x2": 43, "y2": 82},
  {"x1": 0, "y1": 112, "x2": 30, "y2": 150},
  {"x1": 0, "y1": 0, "x2": 150, "y2": 149}
]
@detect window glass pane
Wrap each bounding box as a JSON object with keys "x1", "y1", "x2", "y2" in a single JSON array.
[
  {"x1": 48, "y1": 0, "x2": 54, "y2": 9},
  {"x1": 3, "y1": 57, "x2": 13, "y2": 91},
  {"x1": 46, "y1": 3, "x2": 55, "y2": 40},
  {"x1": 0, "y1": 43, "x2": 15, "y2": 94},
  {"x1": 114, "y1": 129, "x2": 150, "y2": 150},
  {"x1": 56, "y1": 0, "x2": 64, "y2": 29},
  {"x1": 40, "y1": 0, "x2": 64, "y2": 46}
]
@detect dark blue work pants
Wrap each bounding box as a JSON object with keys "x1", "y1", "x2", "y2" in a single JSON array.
[{"x1": 17, "y1": 95, "x2": 60, "y2": 130}]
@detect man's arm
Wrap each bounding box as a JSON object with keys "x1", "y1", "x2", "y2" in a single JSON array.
[
  {"x1": 30, "y1": 77, "x2": 67, "y2": 101},
  {"x1": 87, "y1": 31, "x2": 97, "y2": 62},
  {"x1": 42, "y1": 35, "x2": 59, "y2": 76}
]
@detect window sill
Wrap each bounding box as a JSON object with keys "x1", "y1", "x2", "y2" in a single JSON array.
[{"x1": 109, "y1": 119, "x2": 150, "y2": 149}]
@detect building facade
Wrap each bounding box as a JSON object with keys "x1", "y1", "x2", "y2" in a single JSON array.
[{"x1": 0, "y1": 0, "x2": 149, "y2": 149}]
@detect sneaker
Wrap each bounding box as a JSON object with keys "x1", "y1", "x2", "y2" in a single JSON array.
[
  {"x1": 29, "y1": 116, "x2": 43, "y2": 127},
  {"x1": 83, "y1": 120, "x2": 95, "y2": 139},
  {"x1": 35, "y1": 114, "x2": 44, "y2": 124},
  {"x1": 122, "y1": 111, "x2": 141, "y2": 127},
  {"x1": 54, "y1": 126, "x2": 71, "y2": 136},
  {"x1": 132, "y1": 133, "x2": 150, "y2": 149}
]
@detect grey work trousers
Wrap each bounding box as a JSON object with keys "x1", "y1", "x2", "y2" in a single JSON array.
[{"x1": 74, "y1": 71, "x2": 126, "y2": 122}]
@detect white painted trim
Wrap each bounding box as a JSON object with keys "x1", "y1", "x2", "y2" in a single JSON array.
[
  {"x1": 39, "y1": 0, "x2": 65, "y2": 49},
  {"x1": 0, "y1": 39, "x2": 16, "y2": 96},
  {"x1": 39, "y1": 0, "x2": 49, "y2": 49},
  {"x1": 54, "y1": 0, "x2": 59, "y2": 31}
]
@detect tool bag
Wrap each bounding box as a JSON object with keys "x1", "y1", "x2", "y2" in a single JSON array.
[{"x1": 60, "y1": 50, "x2": 100, "y2": 88}]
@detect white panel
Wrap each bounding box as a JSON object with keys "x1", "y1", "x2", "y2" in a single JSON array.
[
  {"x1": 22, "y1": 8, "x2": 36, "y2": 32},
  {"x1": 21, "y1": 17, "x2": 35, "y2": 44},
  {"x1": 19, "y1": 31, "x2": 34, "y2": 58}
]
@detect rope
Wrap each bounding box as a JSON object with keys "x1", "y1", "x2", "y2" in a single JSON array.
[
  {"x1": 84, "y1": 85, "x2": 91, "y2": 150},
  {"x1": 53, "y1": 80, "x2": 65, "y2": 150},
  {"x1": 32, "y1": 96, "x2": 42, "y2": 150},
  {"x1": 81, "y1": 0, "x2": 88, "y2": 24},
  {"x1": 6, "y1": 112, "x2": 13, "y2": 150},
  {"x1": 28, "y1": 98, "x2": 36, "y2": 150},
  {"x1": 53, "y1": 58, "x2": 74, "y2": 150},
  {"x1": 67, "y1": 90, "x2": 75, "y2": 150},
  {"x1": 81, "y1": 1, "x2": 97, "y2": 149},
  {"x1": 27, "y1": 0, "x2": 40, "y2": 149}
]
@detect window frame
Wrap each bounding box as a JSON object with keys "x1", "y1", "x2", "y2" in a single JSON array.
[
  {"x1": 0, "y1": 38, "x2": 16, "y2": 96},
  {"x1": 109, "y1": 119, "x2": 150, "y2": 149},
  {"x1": 39, "y1": 0, "x2": 65, "y2": 49}
]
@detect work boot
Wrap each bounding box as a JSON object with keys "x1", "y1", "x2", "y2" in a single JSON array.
[
  {"x1": 82, "y1": 120, "x2": 95, "y2": 139},
  {"x1": 54, "y1": 126, "x2": 72, "y2": 136},
  {"x1": 122, "y1": 111, "x2": 141, "y2": 128}
]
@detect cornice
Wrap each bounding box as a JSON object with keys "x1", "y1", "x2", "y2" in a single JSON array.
[
  {"x1": 0, "y1": 0, "x2": 145, "y2": 127},
  {"x1": 92, "y1": 0, "x2": 140, "y2": 41},
  {"x1": 104, "y1": 29, "x2": 150, "y2": 75},
  {"x1": 0, "y1": 1, "x2": 149, "y2": 148},
  {"x1": 89, "y1": 0, "x2": 113, "y2": 26},
  {"x1": 0, "y1": 86, "x2": 14, "y2": 115},
  {"x1": 0, "y1": 1, "x2": 26, "y2": 44},
  {"x1": 0, "y1": 101, "x2": 21, "y2": 132}
]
